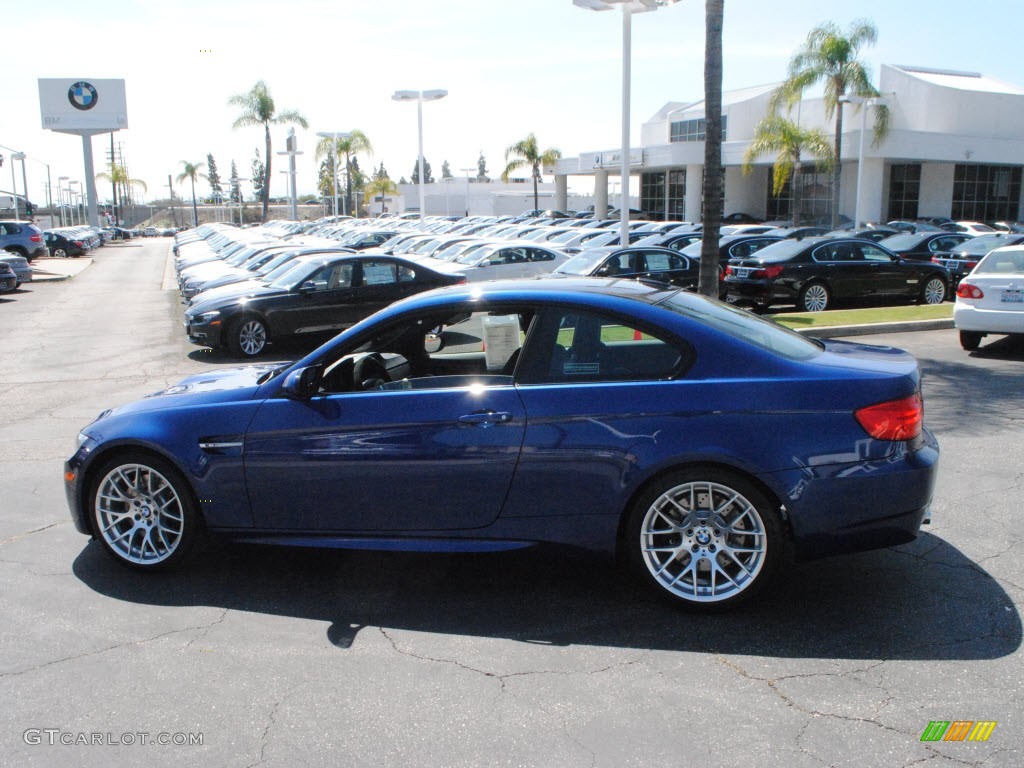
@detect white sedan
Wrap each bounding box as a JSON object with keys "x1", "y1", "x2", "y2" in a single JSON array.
[
  {"x1": 422, "y1": 240, "x2": 568, "y2": 282},
  {"x1": 953, "y1": 244, "x2": 1024, "y2": 350}
]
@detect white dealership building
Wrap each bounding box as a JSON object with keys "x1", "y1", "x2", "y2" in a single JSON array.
[{"x1": 551, "y1": 64, "x2": 1024, "y2": 225}]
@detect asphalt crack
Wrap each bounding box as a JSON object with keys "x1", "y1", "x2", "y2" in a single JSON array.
[{"x1": 0, "y1": 611, "x2": 233, "y2": 679}]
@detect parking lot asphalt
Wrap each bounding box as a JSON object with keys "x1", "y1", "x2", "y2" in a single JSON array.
[{"x1": 1, "y1": 239, "x2": 1021, "y2": 767}]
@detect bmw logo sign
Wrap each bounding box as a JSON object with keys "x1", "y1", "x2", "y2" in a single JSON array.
[{"x1": 68, "y1": 81, "x2": 99, "y2": 111}]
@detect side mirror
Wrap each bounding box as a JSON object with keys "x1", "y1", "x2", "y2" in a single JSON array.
[
  {"x1": 298, "y1": 281, "x2": 317, "y2": 295},
  {"x1": 280, "y1": 364, "x2": 323, "y2": 400}
]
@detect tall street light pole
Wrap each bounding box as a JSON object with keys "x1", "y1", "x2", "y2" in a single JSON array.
[
  {"x1": 838, "y1": 94, "x2": 887, "y2": 228},
  {"x1": 315, "y1": 131, "x2": 351, "y2": 219},
  {"x1": 58, "y1": 176, "x2": 69, "y2": 226},
  {"x1": 573, "y1": 0, "x2": 680, "y2": 246},
  {"x1": 392, "y1": 89, "x2": 448, "y2": 224},
  {"x1": 459, "y1": 166, "x2": 475, "y2": 217}
]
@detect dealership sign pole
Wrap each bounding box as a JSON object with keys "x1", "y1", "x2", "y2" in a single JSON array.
[{"x1": 38, "y1": 79, "x2": 128, "y2": 227}]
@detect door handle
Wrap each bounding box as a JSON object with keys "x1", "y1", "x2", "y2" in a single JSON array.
[{"x1": 458, "y1": 411, "x2": 512, "y2": 426}]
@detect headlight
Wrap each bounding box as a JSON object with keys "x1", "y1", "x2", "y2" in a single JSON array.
[
  {"x1": 190, "y1": 311, "x2": 221, "y2": 325},
  {"x1": 76, "y1": 432, "x2": 90, "y2": 448}
]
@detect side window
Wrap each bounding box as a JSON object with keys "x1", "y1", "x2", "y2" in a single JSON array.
[
  {"x1": 489, "y1": 248, "x2": 526, "y2": 265},
  {"x1": 859, "y1": 245, "x2": 892, "y2": 262},
  {"x1": 361, "y1": 261, "x2": 398, "y2": 285},
  {"x1": 813, "y1": 242, "x2": 855, "y2": 262},
  {"x1": 398, "y1": 265, "x2": 416, "y2": 282},
  {"x1": 525, "y1": 248, "x2": 554, "y2": 262},
  {"x1": 521, "y1": 309, "x2": 687, "y2": 384},
  {"x1": 641, "y1": 251, "x2": 683, "y2": 272}
]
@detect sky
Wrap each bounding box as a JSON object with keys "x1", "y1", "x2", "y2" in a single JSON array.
[{"x1": 3, "y1": 0, "x2": 1023, "y2": 205}]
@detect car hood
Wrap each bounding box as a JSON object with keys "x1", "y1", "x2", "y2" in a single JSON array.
[
  {"x1": 187, "y1": 284, "x2": 288, "y2": 314},
  {"x1": 93, "y1": 364, "x2": 283, "y2": 421}
]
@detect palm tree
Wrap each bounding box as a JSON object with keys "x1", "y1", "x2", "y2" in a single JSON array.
[
  {"x1": 314, "y1": 130, "x2": 372, "y2": 217},
  {"x1": 95, "y1": 165, "x2": 147, "y2": 224},
  {"x1": 228, "y1": 81, "x2": 308, "y2": 221},
  {"x1": 742, "y1": 115, "x2": 834, "y2": 227},
  {"x1": 501, "y1": 134, "x2": 561, "y2": 213},
  {"x1": 364, "y1": 176, "x2": 399, "y2": 217},
  {"x1": 698, "y1": 0, "x2": 725, "y2": 298},
  {"x1": 176, "y1": 161, "x2": 208, "y2": 227},
  {"x1": 771, "y1": 19, "x2": 890, "y2": 229}
]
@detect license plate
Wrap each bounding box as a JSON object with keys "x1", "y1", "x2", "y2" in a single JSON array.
[
  {"x1": 733, "y1": 268, "x2": 752, "y2": 278},
  {"x1": 1000, "y1": 291, "x2": 1023, "y2": 303}
]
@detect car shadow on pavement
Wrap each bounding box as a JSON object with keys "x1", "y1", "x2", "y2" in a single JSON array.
[
  {"x1": 916, "y1": 335, "x2": 1024, "y2": 433},
  {"x1": 72, "y1": 531, "x2": 1019, "y2": 661}
]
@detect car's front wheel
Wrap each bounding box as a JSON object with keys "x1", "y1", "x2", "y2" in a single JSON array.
[
  {"x1": 228, "y1": 316, "x2": 269, "y2": 357},
  {"x1": 625, "y1": 468, "x2": 784, "y2": 611},
  {"x1": 89, "y1": 453, "x2": 199, "y2": 570},
  {"x1": 920, "y1": 276, "x2": 947, "y2": 305},
  {"x1": 960, "y1": 330, "x2": 983, "y2": 350}
]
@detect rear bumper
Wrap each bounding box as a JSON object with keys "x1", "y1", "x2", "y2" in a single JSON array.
[
  {"x1": 764, "y1": 427, "x2": 940, "y2": 561},
  {"x1": 954, "y1": 303, "x2": 1024, "y2": 334}
]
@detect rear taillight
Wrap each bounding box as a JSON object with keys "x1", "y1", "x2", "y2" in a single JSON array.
[
  {"x1": 725, "y1": 265, "x2": 734, "y2": 276},
  {"x1": 957, "y1": 282, "x2": 984, "y2": 299},
  {"x1": 30, "y1": 234, "x2": 42, "y2": 242},
  {"x1": 752, "y1": 265, "x2": 784, "y2": 279},
  {"x1": 73, "y1": 241, "x2": 83, "y2": 247},
  {"x1": 855, "y1": 394, "x2": 923, "y2": 441}
]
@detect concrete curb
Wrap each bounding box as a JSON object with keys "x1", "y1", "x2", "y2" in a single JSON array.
[
  {"x1": 29, "y1": 257, "x2": 94, "y2": 282},
  {"x1": 795, "y1": 318, "x2": 955, "y2": 338}
]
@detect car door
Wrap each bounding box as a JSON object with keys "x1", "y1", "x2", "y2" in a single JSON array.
[
  {"x1": 635, "y1": 249, "x2": 698, "y2": 288},
  {"x1": 857, "y1": 243, "x2": 915, "y2": 297},
  {"x1": 244, "y1": 310, "x2": 529, "y2": 532},
  {"x1": 809, "y1": 241, "x2": 863, "y2": 299},
  {"x1": 265, "y1": 261, "x2": 359, "y2": 336}
]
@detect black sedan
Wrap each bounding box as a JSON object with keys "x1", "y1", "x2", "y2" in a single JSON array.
[
  {"x1": 878, "y1": 231, "x2": 973, "y2": 262},
  {"x1": 931, "y1": 233, "x2": 1024, "y2": 287},
  {"x1": 184, "y1": 253, "x2": 466, "y2": 357},
  {"x1": 0, "y1": 261, "x2": 17, "y2": 293},
  {"x1": 547, "y1": 246, "x2": 699, "y2": 288},
  {"x1": 43, "y1": 230, "x2": 89, "y2": 258},
  {"x1": 725, "y1": 237, "x2": 950, "y2": 312}
]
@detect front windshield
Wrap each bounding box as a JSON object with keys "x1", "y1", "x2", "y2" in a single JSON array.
[
  {"x1": 410, "y1": 238, "x2": 442, "y2": 255},
  {"x1": 257, "y1": 251, "x2": 302, "y2": 276},
  {"x1": 268, "y1": 261, "x2": 319, "y2": 290},
  {"x1": 434, "y1": 241, "x2": 479, "y2": 261},
  {"x1": 456, "y1": 245, "x2": 499, "y2": 266},
  {"x1": 554, "y1": 251, "x2": 608, "y2": 275}
]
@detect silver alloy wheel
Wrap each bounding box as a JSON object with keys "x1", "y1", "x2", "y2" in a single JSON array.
[
  {"x1": 801, "y1": 283, "x2": 829, "y2": 312},
  {"x1": 94, "y1": 463, "x2": 184, "y2": 565},
  {"x1": 922, "y1": 277, "x2": 946, "y2": 304},
  {"x1": 54, "y1": 248, "x2": 67, "y2": 258},
  {"x1": 238, "y1": 319, "x2": 267, "y2": 356},
  {"x1": 639, "y1": 480, "x2": 767, "y2": 603}
]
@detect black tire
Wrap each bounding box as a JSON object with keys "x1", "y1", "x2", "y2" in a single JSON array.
[
  {"x1": 959, "y1": 330, "x2": 983, "y2": 351},
  {"x1": 88, "y1": 452, "x2": 201, "y2": 571},
  {"x1": 227, "y1": 315, "x2": 269, "y2": 357},
  {"x1": 623, "y1": 467, "x2": 785, "y2": 612},
  {"x1": 798, "y1": 281, "x2": 831, "y2": 312},
  {"x1": 53, "y1": 248, "x2": 67, "y2": 258},
  {"x1": 919, "y1": 276, "x2": 947, "y2": 305}
]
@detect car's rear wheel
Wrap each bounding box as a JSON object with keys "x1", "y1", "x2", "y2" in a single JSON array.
[
  {"x1": 920, "y1": 276, "x2": 947, "y2": 305},
  {"x1": 798, "y1": 281, "x2": 831, "y2": 312},
  {"x1": 228, "y1": 316, "x2": 268, "y2": 357},
  {"x1": 960, "y1": 330, "x2": 983, "y2": 350},
  {"x1": 625, "y1": 468, "x2": 784, "y2": 611},
  {"x1": 89, "y1": 453, "x2": 199, "y2": 570},
  {"x1": 53, "y1": 247, "x2": 67, "y2": 258}
]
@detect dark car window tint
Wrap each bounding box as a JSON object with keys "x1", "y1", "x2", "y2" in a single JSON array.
[
  {"x1": 526, "y1": 249, "x2": 554, "y2": 262},
  {"x1": 531, "y1": 309, "x2": 685, "y2": 384}
]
